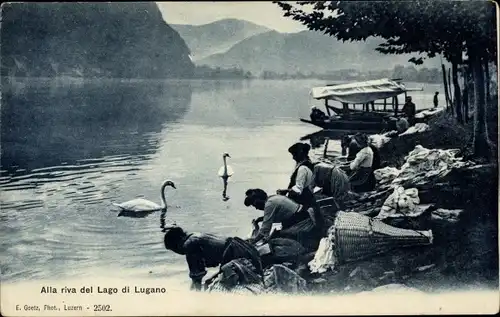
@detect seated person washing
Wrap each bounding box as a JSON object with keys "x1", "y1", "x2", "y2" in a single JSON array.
[
  {"x1": 244, "y1": 188, "x2": 324, "y2": 251},
  {"x1": 276, "y1": 142, "x2": 324, "y2": 231},
  {"x1": 341, "y1": 133, "x2": 381, "y2": 171},
  {"x1": 382, "y1": 116, "x2": 409, "y2": 134},
  {"x1": 163, "y1": 226, "x2": 262, "y2": 291},
  {"x1": 344, "y1": 133, "x2": 377, "y2": 192}
]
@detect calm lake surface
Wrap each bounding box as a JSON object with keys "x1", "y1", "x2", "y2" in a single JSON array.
[{"x1": 0, "y1": 78, "x2": 443, "y2": 287}]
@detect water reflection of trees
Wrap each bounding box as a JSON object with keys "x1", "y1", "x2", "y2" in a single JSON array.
[
  {"x1": 1, "y1": 79, "x2": 192, "y2": 173},
  {"x1": 188, "y1": 79, "x2": 247, "y2": 94}
]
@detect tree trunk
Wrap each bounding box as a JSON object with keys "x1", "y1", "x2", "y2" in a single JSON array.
[
  {"x1": 441, "y1": 64, "x2": 451, "y2": 110},
  {"x1": 462, "y1": 85, "x2": 469, "y2": 123},
  {"x1": 452, "y1": 61, "x2": 463, "y2": 124},
  {"x1": 447, "y1": 68, "x2": 454, "y2": 111},
  {"x1": 484, "y1": 59, "x2": 491, "y2": 104},
  {"x1": 471, "y1": 52, "x2": 493, "y2": 161},
  {"x1": 466, "y1": 62, "x2": 474, "y2": 122}
]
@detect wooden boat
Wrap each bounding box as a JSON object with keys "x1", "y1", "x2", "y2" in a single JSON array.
[
  {"x1": 303, "y1": 78, "x2": 423, "y2": 131},
  {"x1": 300, "y1": 118, "x2": 384, "y2": 131}
]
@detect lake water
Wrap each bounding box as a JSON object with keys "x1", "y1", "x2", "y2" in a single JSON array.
[{"x1": 0, "y1": 78, "x2": 444, "y2": 288}]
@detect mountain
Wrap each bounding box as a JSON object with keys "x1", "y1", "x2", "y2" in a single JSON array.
[
  {"x1": 1, "y1": 3, "x2": 194, "y2": 79},
  {"x1": 170, "y1": 19, "x2": 270, "y2": 61},
  {"x1": 198, "y1": 30, "x2": 443, "y2": 75}
]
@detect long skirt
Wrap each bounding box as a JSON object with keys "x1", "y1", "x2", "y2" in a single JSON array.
[
  {"x1": 276, "y1": 214, "x2": 332, "y2": 252},
  {"x1": 222, "y1": 237, "x2": 263, "y2": 275}
]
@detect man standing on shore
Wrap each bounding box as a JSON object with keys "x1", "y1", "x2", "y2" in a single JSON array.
[{"x1": 433, "y1": 92, "x2": 439, "y2": 108}]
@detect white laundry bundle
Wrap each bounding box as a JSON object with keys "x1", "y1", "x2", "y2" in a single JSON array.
[
  {"x1": 391, "y1": 145, "x2": 464, "y2": 186},
  {"x1": 371, "y1": 145, "x2": 470, "y2": 189},
  {"x1": 399, "y1": 123, "x2": 431, "y2": 136},
  {"x1": 375, "y1": 186, "x2": 420, "y2": 220},
  {"x1": 431, "y1": 208, "x2": 464, "y2": 223},
  {"x1": 374, "y1": 166, "x2": 401, "y2": 185},
  {"x1": 415, "y1": 107, "x2": 445, "y2": 119},
  {"x1": 308, "y1": 226, "x2": 337, "y2": 274},
  {"x1": 368, "y1": 131, "x2": 394, "y2": 149}
]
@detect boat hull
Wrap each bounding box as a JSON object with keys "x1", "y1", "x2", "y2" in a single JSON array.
[{"x1": 300, "y1": 118, "x2": 385, "y2": 131}]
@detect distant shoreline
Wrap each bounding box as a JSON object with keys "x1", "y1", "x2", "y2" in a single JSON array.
[{"x1": 1, "y1": 76, "x2": 443, "y2": 85}]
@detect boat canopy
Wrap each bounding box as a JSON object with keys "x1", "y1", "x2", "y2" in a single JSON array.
[{"x1": 310, "y1": 78, "x2": 410, "y2": 104}]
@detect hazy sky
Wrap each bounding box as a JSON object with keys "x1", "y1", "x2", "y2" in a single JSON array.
[{"x1": 156, "y1": 1, "x2": 307, "y2": 33}]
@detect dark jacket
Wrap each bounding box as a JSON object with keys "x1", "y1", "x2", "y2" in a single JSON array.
[
  {"x1": 287, "y1": 159, "x2": 315, "y2": 208},
  {"x1": 402, "y1": 101, "x2": 416, "y2": 118}
]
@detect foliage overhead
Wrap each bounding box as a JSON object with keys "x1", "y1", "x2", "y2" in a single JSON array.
[{"x1": 274, "y1": 1, "x2": 497, "y2": 64}]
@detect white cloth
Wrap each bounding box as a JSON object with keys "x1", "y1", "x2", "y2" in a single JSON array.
[
  {"x1": 414, "y1": 107, "x2": 444, "y2": 119},
  {"x1": 308, "y1": 226, "x2": 337, "y2": 273},
  {"x1": 374, "y1": 167, "x2": 400, "y2": 185},
  {"x1": 290, "y1": 164, "x2": 315, "y2": 195},
  {"x1": 399, "y1": 123, "x2": 431, "y2": 136},
  {"x1": 392, "y1": 145, "x2": 465, "y2": 185},
  {"x1": 431, "y1": 208, "x2": 464, "y2": 223},
  {"x1": 369, "y1": 132, "x2": 394, "y2": 149},
  {"x1": 350, "y1": 146, "x2": 373, "y2": 170},
  {"x1": 310, "y1": 78, "x2": 407, "y2": 104},
  {"x1": 375, "y1": 145, "x2": 469, "y2": 188},
  {"x1": 375, "y1": 186, "x2": 420, "y2": 220}
]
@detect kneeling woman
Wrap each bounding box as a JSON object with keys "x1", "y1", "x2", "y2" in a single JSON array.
[
  {"x1": 345, "y1": 133, "x2": 376, "y2": 193},
  {"x1": 163, "y1": 226, "x2": 262, "y2": 291},
  {"x1": 244, "y1": 188, "x2": 325, "y2": 251}
]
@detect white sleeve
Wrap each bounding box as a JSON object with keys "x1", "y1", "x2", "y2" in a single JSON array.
[
  {"x1": 350, "y1": 149, "x2": 367, "y2": 170},
  {"x1": 291, "y1": 166, "x2": 312, "y2": 194}
]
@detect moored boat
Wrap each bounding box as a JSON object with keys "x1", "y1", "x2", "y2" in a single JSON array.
[{"x1": 303, "y1": 78, "x2": 423, "y2": 131}]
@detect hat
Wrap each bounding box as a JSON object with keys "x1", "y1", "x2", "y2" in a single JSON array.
[
  {"x1": 354, "y1": 133, "x2": 368, "y2": 146},
  {"x1": 288, "y1": 142, "x2": 311, "y2": 156}
]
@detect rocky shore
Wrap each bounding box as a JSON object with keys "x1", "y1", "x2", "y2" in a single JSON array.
[
  {"x1": 301, "y1": 110, "x2": 498, "y2": 295},
  {"x1": 205, "y1": 108, "x2": 498, "y2": 297}
]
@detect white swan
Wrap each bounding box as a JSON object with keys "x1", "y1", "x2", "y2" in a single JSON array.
[
  {"x1": 217, "y1": 152, "x2": 233, "y2": 201},
  {"x1": 113, "y1": 180, "x2": 176, "y2": 217}
]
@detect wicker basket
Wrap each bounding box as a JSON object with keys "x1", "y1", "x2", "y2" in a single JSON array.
[{"x1": 333, "y1": 211, "x2": 433, "y2": 264}]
